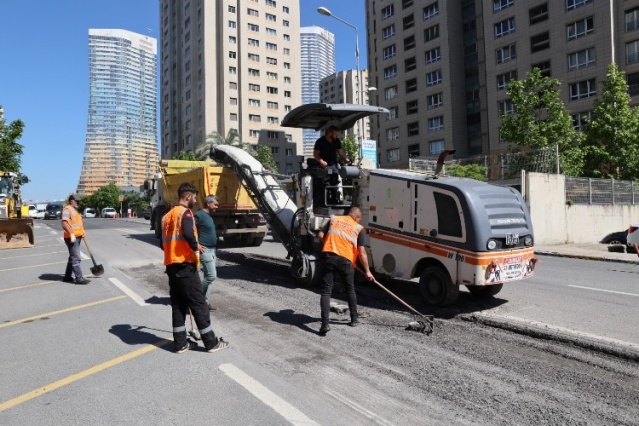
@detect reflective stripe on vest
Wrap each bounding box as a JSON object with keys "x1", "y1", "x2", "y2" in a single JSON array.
[
  {"x1": 63, "y1": 206, "x2": 84, "y2": 238},
  {"x1": 162, "y1": 206, "x2": 199, "y2": 265},
  {"x1": 322, "y1": 215, "x2": 363, "y2": 265}
]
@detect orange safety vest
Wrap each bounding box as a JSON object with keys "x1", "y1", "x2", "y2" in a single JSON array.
[
  {"x1": 162, "y1": 205, "x2": 199, "y2": 266},
  {"x1": 62, "y1": 206, "x2": 85, "y2": 238},
  {"x1": 322, "y1": 215, "x2": 364, "y2": 265}
]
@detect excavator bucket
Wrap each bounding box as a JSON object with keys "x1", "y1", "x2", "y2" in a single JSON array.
[{"x1": 0, "y1": 218, "x2": 34, "y2": 249}]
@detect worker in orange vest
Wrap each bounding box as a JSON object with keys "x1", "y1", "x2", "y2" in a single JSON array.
[
  {"x1": 316, "y1": 206, "x2": 374, "y2": 336},
  {"x1": 61, "y1": 194, "x2": 90, "y2": 285},
  {"x1": 162, "y1": 182, "x2": 229, "y2": 354}
]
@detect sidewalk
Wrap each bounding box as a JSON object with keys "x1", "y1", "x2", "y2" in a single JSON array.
[{"x1": 535, "y1": 243, "x2": 639, "y2": 264}]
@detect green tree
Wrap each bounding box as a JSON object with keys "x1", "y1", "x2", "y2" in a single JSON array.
[
  {"x1": 173, "y1": 150, "x2": 198, "y2": 161},
  {"x1": 0, "y1": 105, "x2": 26, "y2": 173},
  {"x1": 88, "y1": 184, "x2": 121, "y2": 215},
  {"x1": 500, "y1": 68, "x2": 583, "y2": 176},
  {"x1": 195, "y1": 129, "x2": 246, "y2": 160},
  {"x1": 340, "y1": 135, "x2": 358, "y2": 164},
  {"x1": 582, "y1": 63, "x2": 639, "y2": 180},
  {"x1": 253, "y1": 145, "x2": 278, "y2": 172},
  {"x1": 446, "y1": 163, "x2": 487, "y2": 181}
]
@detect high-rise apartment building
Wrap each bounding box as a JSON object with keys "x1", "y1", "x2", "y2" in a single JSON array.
[
  {"x1": 77, "y1": 29, "x2": 158, "y2": 196},
  {"x1": 161, "y1": 0, "x2": 303, "y2": 174},
  {"x1": 366, "y1": 0, "x2": 639, "y2": 169},
  {"x1": 319, "y1": 69, "x2": 373, "y2": 141},
  {"x1": 301, "y1": 26, "x2": 336, "y2": 156}
]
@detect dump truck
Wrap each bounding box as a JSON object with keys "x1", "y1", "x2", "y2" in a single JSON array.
[
  {"x1": 0, "y1": 171, "x2": 34, "y2": 249},
  {"x1": 212, "y1": 103, "x2": 538, "y2": 306},
  {"x1": 145, "y1": 160, "x2": 268, "y2": 247}
]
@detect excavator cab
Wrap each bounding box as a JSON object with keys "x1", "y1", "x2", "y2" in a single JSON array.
[{"x1": 0, "y1": 172, "x2": 34, "y2": 249}]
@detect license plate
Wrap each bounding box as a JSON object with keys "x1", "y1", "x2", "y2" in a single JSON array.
[{"x1": 506, "y1": 233, "x2": 519, "y2": 245}]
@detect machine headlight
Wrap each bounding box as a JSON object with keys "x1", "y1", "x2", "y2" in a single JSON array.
[
  {"x1": 487, "y1": 240, "x2": 497, "y2": 250},
  {"x1": 524, "y1": 236, "x2": 533, "y2": 246}
]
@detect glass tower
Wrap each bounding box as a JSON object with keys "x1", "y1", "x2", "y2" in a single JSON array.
[
  {"x1": 77, "y1": 29, "x2": 159, "y2": 196},
  {"x1": 300, "y1": 26, "x2": 335, "y2": 157}
]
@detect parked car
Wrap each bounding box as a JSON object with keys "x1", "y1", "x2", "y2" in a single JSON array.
[
  {"x1": 83, "y1": 208, "x2": 96, "y2": 218},
  {"x1": 44, "y1": 203, "x2": 63, "y2": 220},
  {"x1": 27, "y1": 205, "x2": 37, "y2": 218},
  {"x1": 626, "y1": 224, "x2": 639, "y2": 247},
  {"x1": 101, "y1": 207, "x2": 117, "y2": 218},
  {"x1": 600, "y1": 231, "x2": 628, "y2": 245}
]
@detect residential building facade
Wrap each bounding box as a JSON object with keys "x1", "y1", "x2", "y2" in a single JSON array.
[
  {"x1": 366, "y1": 0, "x2": 639, "y2": 169},
  {"x1": 160, "y1": 0, "x2": 303, "y2": 174},
  {"x1": 301, "y1": 26, "x2": 336, "y2": 157},
  {"x1": 77, "y1": 29, "x2": 159, "y2": 196}
]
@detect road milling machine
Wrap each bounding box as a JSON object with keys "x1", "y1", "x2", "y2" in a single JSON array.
[{"x1": 213, "y1": 104, "x2": 538, "y2": 306}]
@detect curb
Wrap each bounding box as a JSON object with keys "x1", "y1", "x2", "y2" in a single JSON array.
[{"x1": 534, "y1": 250, "x2": 639, "y2": 265}]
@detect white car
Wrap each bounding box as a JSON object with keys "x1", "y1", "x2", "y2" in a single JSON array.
[
  {"x1": 626, "y1": 224, "x2": 639, "y2": 246},
  {"x1": 83, "y1": 208, "x2": 96, "y2": 218},
  {"x1": 101, "y1": 207, "x2": 117, "y2": 218}
]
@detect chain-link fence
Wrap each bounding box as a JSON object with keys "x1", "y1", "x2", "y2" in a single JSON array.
[{"x1": 565, "y1": 177, "x2": 639, "y2": 205}]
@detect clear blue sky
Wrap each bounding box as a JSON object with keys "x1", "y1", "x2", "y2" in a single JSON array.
[{"x1": 0, "y1": 0, "x2": 366, "y2": 203}]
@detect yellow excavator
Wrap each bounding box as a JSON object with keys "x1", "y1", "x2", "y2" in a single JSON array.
[{"x1": 0, "y1": 171, "x2": 34, "y2": 249}]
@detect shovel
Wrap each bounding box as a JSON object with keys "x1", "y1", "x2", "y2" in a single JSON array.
[{"x1": 83, "y1": 237, "x2": 105, "y2": 276}]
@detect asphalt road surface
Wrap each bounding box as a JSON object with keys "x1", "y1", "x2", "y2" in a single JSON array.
[{"x1": 1, "y1": 218, "x2": 638, "y2": 425}]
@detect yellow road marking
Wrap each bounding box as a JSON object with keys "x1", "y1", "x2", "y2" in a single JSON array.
[
  {"x1": 0, "y1": 339, "x2": 171, "y2": 412},
  {"x1": 0, "y1": 281, "x2": 56, "y2": 293},
  {"x1": 0, "y1": 261, "x2": 66, "y2": 272},
  {"x1": 0, "y1": 295, "x2": 127, "y2": 329},
  {"x1": 0, "y1": 251, "x2": 66, "y2": 260}
]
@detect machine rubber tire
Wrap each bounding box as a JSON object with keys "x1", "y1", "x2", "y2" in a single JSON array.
[
  {"x1": 419, "y1": 266, "x2": 459, "y2": 306},
  {"x1": 252, "y1": 236, "x2": 264, "y2": 247},
  {"x1": 466, "y1": 283, "x2": 503, "y2": 298}
]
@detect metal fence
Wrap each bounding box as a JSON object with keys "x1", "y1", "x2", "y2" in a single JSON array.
[{"x1": 565, "y1": 177, "x2": 639, "y2": 205}]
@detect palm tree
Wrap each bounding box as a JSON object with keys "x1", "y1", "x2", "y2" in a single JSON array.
[{"x1": 196, "y1": 129, "x2": 251, "y2": 160}]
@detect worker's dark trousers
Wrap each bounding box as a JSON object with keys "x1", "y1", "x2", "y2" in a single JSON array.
[
  {"x1": 320, "y1": 253, "x2": 358, "y2": 325},
  {"x1": 166, "y1": 263, "x2": 218, "y2": 350},
  {"x1": 64, "y1": 237, "x2": 83, "y2": 279}
]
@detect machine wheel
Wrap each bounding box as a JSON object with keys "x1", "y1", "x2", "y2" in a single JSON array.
[
  {"x1": 466, "y1": 284, "x2": 503, "y2": 298},
  {"x1": 419, "y1": 266, "x2": 459, "y2": 306},
  {"x1": 290, "y1": 256, "x2": 318, "y2": 287},
  {"x1": 252, "y1": 236, "x2": 264, "y2": 247}
]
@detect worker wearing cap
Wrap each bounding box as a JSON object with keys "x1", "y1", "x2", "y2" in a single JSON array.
[
  {"x1": 61, "y1": 194, "x2": 90, "y2": 285},
  {"x1": 162, "y1": 182, "x2": 229, "y2": 354},
  {"x1": 316, "y1": 206, "x2": 374, "y2": 336}
]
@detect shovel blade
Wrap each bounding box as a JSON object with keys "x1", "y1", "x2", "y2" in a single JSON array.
[{"x1": 91, "y1": 264, "x2": 105, "y2": 276}]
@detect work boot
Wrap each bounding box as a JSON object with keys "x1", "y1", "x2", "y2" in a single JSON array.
[
  {"x1": 75, "y1": 277, "x2": 91, "y2": 285},
  {"x1": 319, "y1": 323, "x2": 331, "y2": 336},
  {"x1": 348, "y1": 317, "x2": 359, "y2": 327},
  {"x1": 62, "y1": 276, "x2": 74, "y2": 283},
  {"x1": 176, "y1": 339, "x2": 198, "y2": 354},
  {"x1": 206, "y1": 337, "x2": 230, "y2": 353}
]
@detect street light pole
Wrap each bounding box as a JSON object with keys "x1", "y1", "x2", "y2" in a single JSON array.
[{"x1": 317, "y1": 6, "x2": 364, "y2": 163}]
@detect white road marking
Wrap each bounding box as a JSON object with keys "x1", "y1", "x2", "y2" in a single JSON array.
[
  {"x1": 80, "y1": 252, "x2": 90, "y2": 260},
  {"x1": 323, "y1": 387, "x2": 395, "y2": 426},
  {"x1": 108, "y1": 277, "x2": 149, "y2": 306},
  {"x1": 116, "y1": 228, "x2": 138, "y2": 234},
  {"x1": 569, "y1": 284, "x2": 639, "y2": 298},
  {"x1": 50, "y1": 231, "x2": 57, "y2": 235},
  {"x1": 219, "y1": 363, "x2": 318, "y2": 426},
  {"x1": 477, "y1": 311, "x2": 639, "y2": 351}
]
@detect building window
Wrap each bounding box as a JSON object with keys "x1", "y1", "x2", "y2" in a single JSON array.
[
  {"x1": 494, "y1": 0, "x2": 514, "y2": 12},
  {"x1": 248, "y1": 53, "x2": 259, "y2": 61},
  {"x1": 271, "y1": 147, "x2": 280, "y2": 154},
  {"x1": 266, "y1": 0, "x2": 276, "y2": 7},
  {"x1": 249, "y1": 130, "x2": 260, "y2": 138},
  {"x1": 408, "y1": 144, "x2": 420, "y2": 157},
  {"x1": 498, "y1": 100, "x2": 515, "y2": 115},
  {"x1": 626, "y1": 7, "x2": 639, "y2": 32},
  {"x1": 567, "y1": 16, "x2": 594, "y2": 41},
  {"x1": 569, "y1": 79, "x2": 596, "y2": 100},
  {"x1": 403, "y1": 0, "x2": 414, "y2": 8},
  {"x1": 283, "y1": 20, "x2": 290, "y2": 27},
  {"x1": 429, "y1": 116, "x2": 443, "y2": 132},
  {"x1": 284, "y1": 62, "x2": 291, "y2": 69},
  {"x1": 268, "y1": 116, "x2": 278, "y2": 124},
  {"x1": 387, "y1": 148, "x2": 400, "y2": 162},
  {"x1": 406, "y1": 78, "x2": 417, "y2": 93},
  {"x1": 229, "y1": 82, "x2": 237, "y2": 90},
  {"x1": 229, "y1": 51, "x2": 237, "y2": 59},
  {"x1": 385, "y1": 85, "x2": 398, "y2": 100},
  {"x1": 284, "y1": 91, "x2": 291, "y2": 97},
  {"x1": 495, "y1": 18, "x2": 515, "y2": 38},
  {"x1": 382, "y1": 24, "x2": 395, "y2": 40},
  {"x1": 285, "y1": 149, "x2": 293, "y2": 156},
  {"x1": 283, "y1": 34, "x2": 290, "y2": 41},
  {"x1": 388, "y1": 106, "x2": 398, "y2": 119},
  {"x1": 568, "y1": 48, "x2": 595, "y2": 70},
  {"x1": 248, "y1": 38, "x2": 259, "y2": 47},
  {"x1": 267, "y1": 131, "x2": 279, "y2": 139},
  {"x1": 230, "y1": 113, "x2": 238, "y2": 121},
  {"x1": 249, "y1": 98, "x2": 260, "y2": 106},
  {"x1": 386, "y1": 127, "x2": 400, "y2": 141},
  {"x1": 266, "y1": 42, "x2": 277, "y2": 50},
  {"x1": 248, "y1": 8, "x2": 259, "y2": 17},
  {"x1": 267, "y1": 86, "x2": 278, "y2": 94},
  {"x1": 496, "y1": 43, "x2": 516, "y2": 64},
  {"x1": 497, "y1": 70, "x2": 517, "y2": 90},
  {"x1": 230, "y1": 97, "x2": 238, "y2": 105},
  {"x1": 404, "y1": 35, "x2": 416, "y2": 50},
  {"x1": 384, "y1": 65, "x2": 397, "y2": 80},
  {"x1": 266, "y1": 27, "x2": 276, "y2": 36},
  {"x1": 530, "y1": 32, "x2": 550, "y2": 52},
  {"x1": 566, "y1": 0, "x2": 592, "y2": 11},
  {"x1": 397, "y1": 57, "x2": 414, "y2": 74},
  {"x1": 407, "y1": 122, "x2": 419, "y2": 136},
  {"x1": 425, "y1": 47, "x2": 441, "y2": 64},
  {"x1": 571, "y1": 111, "x2": 591, "y2": 130},
  {"x1": 426, "y1": 69, "x2": 442, "y2": 86},
  {"x1": 229, "y1": 20, "x2": 236, "y2": 28},
  {"x1": 229, "y1": 66, "x2": 237, "y2": 74},
  {"x1": 626, "y1": 40, "x2": 639, "y2": 65},
  {"x1": 283, "y1": 48, "x2": 290, "y2": 55},
  {"x1": 423, "y1": 2, "x2": 439, "y2": 20},
  {"x1": 248, "y1": 23, "x2": 259, "y2": 32},
  {"x1": 403, "y1": 14, "x2": 415, "y2": 30},
  {"x1": 266, "y1": 57, "x2": 277, "y2": 65},
  {"x1": 283, "y1": 6, "x2": 289, "y2": 13},
  {"x1": 228, "y1": 5, "x2": 236, "y2": 13},
  {"x1": 424, "y1": 24, "x2": 440, "y2": 42},
  {"x1": 532, "y1": 60, "x2": 551, "y2": 77},
  {"x1": 228, "y1": 36, "x2": 237, "y2": 44},
  {"x1": 382, "y1": 5, "x2": 394, "y2": 20},
  {"x1": 429, "y1": 140, "x2": 444, "y2": 156},
  {"x1": 267, "y1": 71, "x2": 278, "y2": 80},
  {"x1": 248, "y1": 68, "x2": 260, "y2": 77},
  {"x1": 529, "y1": 3, "x2": 548, "y2": 25},
  {"x1": 266, "y1": 13, "x2": 276, "y2": 22},
  {"x1": 383, "y1": 44, "x2": 396, "y2": 60},
  {"x1": 427, "y1": 93, "x2": 443, "y2": 109},
  {"x1": 249, "y1": 84, "x2": 260, "y2": 92},
  {"x1": 406, "y1": 100, "x2": 418, "y2": 115}
]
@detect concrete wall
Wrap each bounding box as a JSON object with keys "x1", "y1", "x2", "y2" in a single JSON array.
[{"x1": 525, "y1": 173, "x2": 639, "y2": 245}]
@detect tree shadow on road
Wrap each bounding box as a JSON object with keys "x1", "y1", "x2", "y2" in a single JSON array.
[
  {"x1": 109, "y1": 324, "x2": 173, "y2": 352},
  {"x1": 263, "y1": 309, "x2": 320, "y2": 335}
]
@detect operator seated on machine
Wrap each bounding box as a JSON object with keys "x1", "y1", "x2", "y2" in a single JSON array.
[{"x1": 313, "y1": 125, "x2": 350, "y2": 205}]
